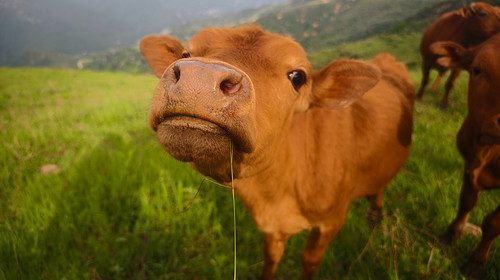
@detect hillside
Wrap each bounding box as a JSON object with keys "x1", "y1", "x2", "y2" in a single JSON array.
[
  {"x1": 6, "y1": 0, "x2": 500, "y2": 71},
  {"x1": 169, "y1": 0, "x2": 457, "y2": 52},
  {"x1": 256, "y1": 0, "x2": 449, "y2": 52},
  {"x1": 0, "y1": 0, "x2": 283, "y2": 66}
]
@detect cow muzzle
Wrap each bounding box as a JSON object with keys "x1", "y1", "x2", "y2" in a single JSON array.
[
  {"x1": 479, "y1": 113, "x2": 500, "y2": 146},
  {"x1": 149, "y1": 58, "x2": 257, "y2": 164}
]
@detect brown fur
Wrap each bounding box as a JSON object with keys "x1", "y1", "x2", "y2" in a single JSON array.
[
  {"x1": 432, "y1": 34, "x2": 500, "y2": 279},
  {"x1": 140, "y1": 26, "x2": 415, "y2": 279},
  {"x1": 417, "y1": 1, "x2": 500, "y2": 109}
]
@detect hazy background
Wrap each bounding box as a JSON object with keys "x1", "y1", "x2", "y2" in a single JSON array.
[
  {"x1": 0, "y1": 0, "x2": 485, "y2": 71},
  {"x1": 0, "y1": 0, "x2": 285, "y2": 65}
]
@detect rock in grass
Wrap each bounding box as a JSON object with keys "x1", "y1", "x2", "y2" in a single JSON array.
[{"x1": 39, "y1": 164, "x2": 61, "y2": 176}]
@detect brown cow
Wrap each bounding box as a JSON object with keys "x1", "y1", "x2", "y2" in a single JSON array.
[
  {"x1": 432, "y1": 35, "x2": 500, "y2": 279},
  {"x1": 417, "y1": 1, "x2": 500, "y2": 109},
  {"x1": 140, "y1": 26, "x2": 415, "y2": 279}
]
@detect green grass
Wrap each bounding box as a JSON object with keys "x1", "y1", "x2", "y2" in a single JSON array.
[
  {"x1": 310, "y1": 31, "x2": 422, "y2": 70},
  {"x1": 1, "y1": 65, "x2": 498, "y2": 280}
]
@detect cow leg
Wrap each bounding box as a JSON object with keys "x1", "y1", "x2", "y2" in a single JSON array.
[
  {"x1": 441, "y1": 169, "x2": 481, "y2": 245},
  {"x1": 440, "y1": 69, "x2": 461, "y2": 110},
  {"x1": 261, "y1": 232, "x2": 289, "y2": 280},
  {"x1": 366, "y1": 190, "x2": 384, "y2": 229},
  {"x1": 300, "y1": 225, "x2": 342, "y2": 280},
  {"x1": 462, "y1": 204, "x2": 500, "y2": 279},
  {"x1": 416, "y1": 63, "x2": 432, "y2": 101},
  {"x1": 430, "y1": 69, "x2": 446, "y2": 92}
]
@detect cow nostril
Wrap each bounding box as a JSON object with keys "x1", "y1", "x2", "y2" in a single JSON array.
[
  {"x1": 173, "y1": 65, "x2": 181, "y2": 83},
  {"x1": 220, "y1": 79, "x2": 242, "y2": 95}
]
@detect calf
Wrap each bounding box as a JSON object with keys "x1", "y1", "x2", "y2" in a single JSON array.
[
  {"x1": 432, "y1": 35, "x2": 500, "y2": 279},
  {"x1": 417, "y1": 1, "x2": 500, "y2": 109},
  {"x1": 140, "y1": 26, "x2": 415, "y2": 279}
]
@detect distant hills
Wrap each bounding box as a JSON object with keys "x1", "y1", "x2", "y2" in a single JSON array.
[
  {"x1": 171, "y1": 0, "x2": 500, "y2": 53},
  {"x1": 0, "y1": 0, "x2": 283, "y2": 66},
  {"x1": 3, "y1": 0, "x2": 500, "y2": 71}
]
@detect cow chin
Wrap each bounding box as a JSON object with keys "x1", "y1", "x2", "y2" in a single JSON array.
[{"x1": 156, "y1": 116, "x2": 233, "y2": 164}]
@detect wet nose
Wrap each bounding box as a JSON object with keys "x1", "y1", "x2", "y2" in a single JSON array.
[{"x1": 164, "y1": 60, "x2": 246, "y2": 97}]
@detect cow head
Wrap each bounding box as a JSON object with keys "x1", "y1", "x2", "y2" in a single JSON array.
[
  {"x1": 432, "y1": 35, "x2": 500, "y2": 144},
  {"x1": 460, "y1": 2, "x2": 500, "y2": 42},
  {"x1": 140, "y1": 26, "x2": 380, "y2": 183}
]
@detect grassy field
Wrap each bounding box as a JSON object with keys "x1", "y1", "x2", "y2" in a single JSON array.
[{"x1": 0, "y1": 54, "x2": 499, "y2": 280}]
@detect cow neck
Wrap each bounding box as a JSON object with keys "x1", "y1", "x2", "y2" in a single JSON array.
[
  {"x1": 234, "y1": 126, "x2": 297, "y2": 196},
  {"x1": 468, "y1": 115, "x2": 500, "y2": 146},
  {"x1": 458, "y1": 116, "x2": 500, "y2": 163},
  {"x1": 234, "y1": 107, "x2": 348, "y2": 211}
]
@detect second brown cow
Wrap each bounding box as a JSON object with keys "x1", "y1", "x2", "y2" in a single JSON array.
[
  {"x1": 433, "y1": 34, "x2": 500, "y2": 279},
  {"x1": 417, "y1": 1, "x2": 500, "y2": 109},
  {"x1": 140, "y1": 26, "x2": 415, "y2": 279}
]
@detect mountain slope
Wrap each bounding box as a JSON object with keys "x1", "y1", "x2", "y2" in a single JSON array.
[
  {"x1": 257, "y1": 0, "x2": 447, "y2": 52},
  {"x1": 169, "y1": 0, "x2": 455, "y2": 53},
  {"x1": 7, "y1": 0, "x2": 500, "y2": 70},
  {"x1": 0, "y1": 0, "x2": 284, "y2": 65}
]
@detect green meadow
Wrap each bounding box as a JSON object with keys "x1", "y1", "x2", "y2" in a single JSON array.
[{"x1": 1, "y1": 37, "x2": 499, "y2": 280}]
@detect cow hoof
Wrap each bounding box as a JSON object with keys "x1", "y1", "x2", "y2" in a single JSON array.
[
  {"x1": 461, "y1": 259, "x2": 484, "y2": 280},
  {"x1": 439, "y1": 230, "x2": 458, "y2": 246},
  {"x1": 365, "y1": 208, "x2": 382, "y2": 229}
]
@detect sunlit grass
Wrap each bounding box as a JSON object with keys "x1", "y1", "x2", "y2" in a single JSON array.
[
  {"x1": 0, "y1": 66, "x2": 498, "y2": 280},
  {"x1": 310, "y1": 32, "x2": 422, "y2": 70}
]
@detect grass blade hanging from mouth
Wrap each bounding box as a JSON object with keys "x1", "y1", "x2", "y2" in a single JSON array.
[{"x1": 230, "y1": 140, "x2": 237, "y2": 280}]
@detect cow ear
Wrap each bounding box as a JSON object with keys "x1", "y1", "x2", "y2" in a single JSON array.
[
  {"x1": 459, "y1": 6, "x2": 472, "y2": 18},
  {"x1": 469, "y1": 2, "x2": 486, "y2": 15},
  {"x1": 140, "y1": 35, "x2": 184, "y2": 78},
  {"x1": 430, "y1": 41, "x2": 470, "y2": 69},
  {"x1": 310, "y1": 60, "x2": 381, "y2": 109}
]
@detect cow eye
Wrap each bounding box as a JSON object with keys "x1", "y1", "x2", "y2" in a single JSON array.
[
  {"x1": 182, "y1": 51, "x2": 191, "y2": 58},
  {"x1": 472, "y1": 67, "x2": 481, "y2": 76},
  {"x1": 288, "y1": 70, "x2": 306, "y2": 90}
]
